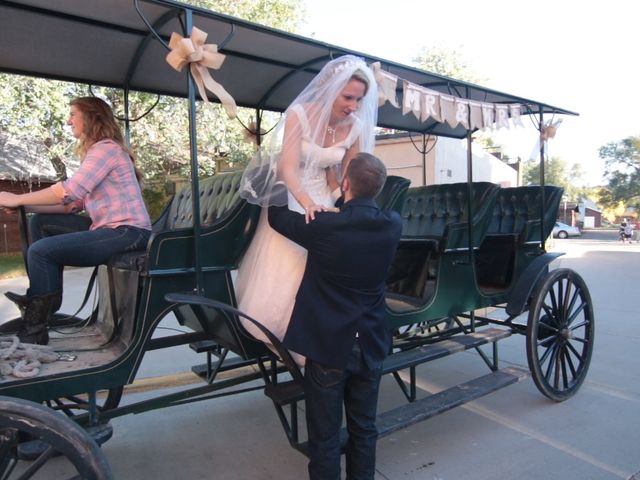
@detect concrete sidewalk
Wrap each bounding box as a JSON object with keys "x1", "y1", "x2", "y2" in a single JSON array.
[{"x1": 1, "y1": 235, "x2": 639, "y2": 479}]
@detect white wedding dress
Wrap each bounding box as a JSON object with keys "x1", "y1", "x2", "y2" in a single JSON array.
[{"x1": 235, "y1": 105, "x2": 361, "y2": 348}]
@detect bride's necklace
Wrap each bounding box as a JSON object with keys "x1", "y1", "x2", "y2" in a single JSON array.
[{"x1": 326, "y1": 124, "x2": 336, "y2": 144}]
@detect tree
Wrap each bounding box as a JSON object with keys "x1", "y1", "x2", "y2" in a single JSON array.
[
  {"x1": 412, "y1": 44, "x2": 485, "y2": 83},
  {"x1": 521, "y1": 155, "x2": 586, "y2": 201},
  {"x1": 188, "y1": 0, "x2": 304, "y2": 32},
  {"x1": 0, "y1": 0, "x2": 304, "y2": 217},
  {"x1": 599, "y1": 135, "x2": 640, "y2": 210}
]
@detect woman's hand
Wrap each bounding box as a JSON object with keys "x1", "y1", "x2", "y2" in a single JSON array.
[
  {"x1": 304, "y1": 204, "x2": 325, "y2": 224},
  {"x1": 304, "y1": 204, "x2": 339, "y2": 224},
  {"x1": 0, "y1": 192, "x2": 20, "y2": 209}
]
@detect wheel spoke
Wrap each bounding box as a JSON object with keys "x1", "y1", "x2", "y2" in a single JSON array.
[
  {"x1": 0, "y1": 430, "x2": 18, "y2": 480},
  {"x1": 563, "y1": 344, "x2": 578, "y2": 378},
  {"x1": 567, "y1": 301, "x2": 588, "y2": 327},
  {"x1": 544, "y1": 343, "x2": 558, "y2": 384},
  {"x1": 566, "y1": 338, "x2": 587, "y2": 360},
  {"x1": 538, "y1": 336, "x2": 557, "y2": 364},
  {"x1": 543, "y1": 341, "x2": 560, "y2": 381},
  {"x1": 555, "y1": 279, "x2": 565, "y2": 319},
  {"x1": 538, "y1": 315, "x2": 560, "y2": 334},
  {"x1": 548, "y1": 287, "x2": 559, "y2": 321},
  {"x1": 540, "y1": 303, "x2": 561, "y2": 330},
  {"x1": 561, "y1": 279, "x2": 573, "y2": 325},
  {"x1": 559, "y1": 345, "x2": 569, "y2": 389},
  {"x1": 569, "y1": 318, "x2": 590, "y2": 333},
  {"x1": 565, "y1": 286, "x2": 582, "y2": 320},
  {"x1": 16, "y1": 446, "x2": 56, "y2": 479}
]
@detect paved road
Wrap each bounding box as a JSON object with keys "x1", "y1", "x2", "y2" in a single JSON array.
[{"x1": 1, "y1": 233, "x2": 638, "y2": 479}]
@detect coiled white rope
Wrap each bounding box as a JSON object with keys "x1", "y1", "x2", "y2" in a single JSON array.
[{"x1": 0, "y1": 336, "x2": 60, "y2": 378}]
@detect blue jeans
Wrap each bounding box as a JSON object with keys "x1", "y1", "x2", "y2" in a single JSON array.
[
  {"x1": 28, "y1": 213, "x2": 93, "y2": 244},
  {"x1": 26, "y1": 224, "x2": 150, "y2": 297},
  {"x1": 304, "y1": 342, "x2": 383, "y2": 480}
]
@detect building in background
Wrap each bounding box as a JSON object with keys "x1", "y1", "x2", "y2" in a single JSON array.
[
  {"x1": 0, "y1": 133, "x2": 74, "y2": 253},
  {"x1": 375, "y1": 133, "x2": 518, "y2": 187}
]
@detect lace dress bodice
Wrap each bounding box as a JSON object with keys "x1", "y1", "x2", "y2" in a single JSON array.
[{"x1": 288, "y1": 104, "x2": 360, "y2": 213}]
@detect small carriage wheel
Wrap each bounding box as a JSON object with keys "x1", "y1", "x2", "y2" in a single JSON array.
[
  {"x1": 526, "y1": 268, "x2": 594, "y2": 401},
  {"x1": 0, "y1": 396, "x2": 113, "y2": 479}
]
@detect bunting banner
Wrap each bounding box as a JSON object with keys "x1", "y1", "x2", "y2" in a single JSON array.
[
  {"x1": 371, "y1": 62, "x2": 400, "y2": 108},
  {"x1": 373, "y1": 62, "x2": 525, "y2": 131}
]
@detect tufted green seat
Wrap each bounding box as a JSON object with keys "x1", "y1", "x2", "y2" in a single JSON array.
[
  {"x1": 155, "y1": 172, "x2": 243, "y2": 231},
  {"x1": 109, "y1": 170, "x2": 253, "y2": 272},
  {"x1": 476, "y1": 185, "x2": 564, "y2": 287},
  {"x1": 399, "y1": 181, "x2": 500, "y2": 252},
  {"x1": 485, "y1": 185, "x2": 563, "y2": 244},
  {"x1": 375, "y1": 175, "x2": 411, "y2": 213},
  {"x1": 385, "y1": 182, "x2": 499, "y2": 310}
]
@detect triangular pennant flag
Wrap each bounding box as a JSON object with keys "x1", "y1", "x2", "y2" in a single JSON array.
[
  {"x1": 440, "y1": 94, "x2": 457, "y2": 128},
  {"x1": 455, "y1": 98, "x2": 470, "y2": 129},
  {"x1": 371, "y1": 62, "x2": 399, "y2": 108},
  {"x1": 402, "y1": 80, "x2": 423, "y2": 121}
]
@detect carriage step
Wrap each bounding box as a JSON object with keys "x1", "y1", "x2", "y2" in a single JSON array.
[
  {"x1": 382, "y1": 328, "x2": 511, "y2": 375},
  {"x1": 189, "y1": 340, "x2": 220, "y2": 353},
  {"x1": 294, "y1": 366, "x2": 529, "y2": 457},
  {"x1": 377, "y1": 366, "x2": 529, "y2": 437},
  {"x1": 191, "y1": 356, "x2": 259, "y2": 379},
  {"x1": 264, "y1": 379, "x2": 305, "y2": 406}
]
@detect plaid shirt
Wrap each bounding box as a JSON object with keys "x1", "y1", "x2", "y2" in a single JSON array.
[{"x1": 51, "y1": 139, "x2": 151, "y2": 231}]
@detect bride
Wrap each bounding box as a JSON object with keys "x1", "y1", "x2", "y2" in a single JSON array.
[{"x1": 236, "y1": 55, "x2": 378, "y2": 348}]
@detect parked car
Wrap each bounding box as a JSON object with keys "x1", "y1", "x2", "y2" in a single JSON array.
[{"x1": 552, "y1": 221, "x2": 581, "y2": 238}]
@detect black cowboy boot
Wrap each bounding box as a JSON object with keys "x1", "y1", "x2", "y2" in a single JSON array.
[
  {"x1": 5, "y1": 291, "x2": 29, "y2": 314},
  {"x1": 17, "y1": 291, "x2": 62, "y2": 345}
]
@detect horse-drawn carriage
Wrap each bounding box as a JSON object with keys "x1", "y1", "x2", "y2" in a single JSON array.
[{"x1": 0, "y1": 1, "x2": 593, "y2": 478}]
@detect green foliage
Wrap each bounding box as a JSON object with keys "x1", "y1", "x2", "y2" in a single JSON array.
[
  {"x1": 412, "y1": 44, "x2": 485, "y2": 83},
  {"x1": 188, "y1": 0, "x2": 305, "y2": 32},
  {"x1": 0, "y1": 0, "x2": 302, "y2": 212},
  {"x1": 0, "y1": 253, "x2": 26, "y2": 280},
  {"x1": 0, "y1": 75, "x2": 78, "y2": 179},
  {"x1": 599, "y1": 136, "x2": 640, "y2": 210},
  {"x1": 141, "y1": 185, "x2": 172, "y2": 221},
  {"x1": 522, "y1": 156, "x2": 586, "y2": 201}
]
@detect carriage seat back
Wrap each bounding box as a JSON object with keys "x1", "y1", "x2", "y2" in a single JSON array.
[
  {"x1": 156, "y1": 171, "x2": 244, "y2": 231},
  {"x1": 476, "y1": 185, "x2": 563, "y2": 288},
  {"x1": 110, "y1": 171, "x2": 251, "y2": 273},
  {"x1": 400, "y1": 181, "x2": 500, "y2": 251},
  {"x1": 487, "y1": 185, "x2": 564, "y2": 244},
  {"x1": 375, "y1": 175, "x2": 411, "y2": 213}
]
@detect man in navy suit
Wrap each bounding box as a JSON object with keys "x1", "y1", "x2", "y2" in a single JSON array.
[{"x1": 268, "y1": 152, "x2": 402, "y2": 480}]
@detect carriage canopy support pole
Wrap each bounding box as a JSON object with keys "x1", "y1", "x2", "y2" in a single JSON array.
[
  {"x1": 465, "y1": 98, "x2": 476, "y2": 278},
  {"x1": 183, "y1": 7, "x2": 205, "y2": 293},
  {"x1": 538, "y1": 107, "x2": 546, "y2": 248},
  {"x1": 422, "y1": 133, "x2": 427, "y2": 186}
]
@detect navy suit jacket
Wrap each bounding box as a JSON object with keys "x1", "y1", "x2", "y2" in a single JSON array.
[{"x1": 268, "y1": 198, "x2": 402, "y2": 369}]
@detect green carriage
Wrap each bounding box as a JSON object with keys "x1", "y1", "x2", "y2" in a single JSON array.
[{"x1": 0, "y1": 1, "x2": 593, "y2": 477}]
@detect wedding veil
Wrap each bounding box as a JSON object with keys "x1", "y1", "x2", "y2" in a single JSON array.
[{"x1": 239, "y1": 55, "x2": 379, "y2": 207}]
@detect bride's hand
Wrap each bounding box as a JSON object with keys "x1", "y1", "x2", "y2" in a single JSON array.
[{"x1": 304, "y1": 204, "x2": 338, "y2": 224}]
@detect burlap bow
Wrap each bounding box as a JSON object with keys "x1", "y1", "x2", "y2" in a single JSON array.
[{"x1": 166, "y1": 27, "x2": 237, "y2": 119}]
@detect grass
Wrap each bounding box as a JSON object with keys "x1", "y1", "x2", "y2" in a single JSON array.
[{"x1": 0, "y1": 253, "x2": 27, "y2": 280}]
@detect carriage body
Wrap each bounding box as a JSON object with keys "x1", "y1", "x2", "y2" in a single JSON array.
[{"x1": 0, "y1": 1, "x2": 593, "y2": 477}]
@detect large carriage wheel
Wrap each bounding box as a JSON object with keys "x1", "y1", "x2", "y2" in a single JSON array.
[
  {"x1": 0, "y1": 396, "x2": 113, "y2": 479},
  {"x1": 526, "y1": 268, "x2": 594, "y2": 401}
]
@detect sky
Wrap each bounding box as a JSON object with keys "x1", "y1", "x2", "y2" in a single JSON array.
[{"x1": 300, "y1": 0, "x2": 640, "y2": 186}]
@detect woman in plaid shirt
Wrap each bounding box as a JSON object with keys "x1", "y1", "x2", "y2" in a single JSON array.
[{"x1": 0, "y1": 97, "x2": 151, "y2": 344}]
